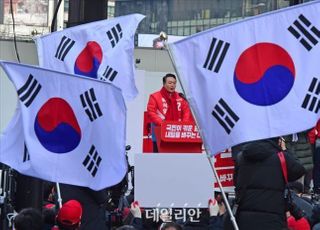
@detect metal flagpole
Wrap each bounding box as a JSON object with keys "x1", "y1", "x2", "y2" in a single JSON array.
[
  {"x1": 56, "y1": 182, "x2": 62, "y2": 208},
  {"x1": 164, "y1": 39, "x2": 239, "y2": 230}
]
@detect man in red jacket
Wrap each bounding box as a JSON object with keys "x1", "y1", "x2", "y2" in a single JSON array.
[{"x1": 147, "y1": 73, "x2": 192, "y2": 152}]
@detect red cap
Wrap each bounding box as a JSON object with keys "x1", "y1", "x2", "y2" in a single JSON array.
[{"x1": 57, "y1": 200, "x2": 82, "y2": 225}]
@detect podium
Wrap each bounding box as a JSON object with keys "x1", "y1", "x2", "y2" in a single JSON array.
[{"x1": 154, "y1": 121, "x2": 202, "y2": 153}]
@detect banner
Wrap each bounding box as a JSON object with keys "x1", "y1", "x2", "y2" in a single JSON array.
[
  {"x1": 0, "y1": 61, "x2": 127, "y2": 190},
  {"x1": 168, "y1": 1, "x2": 320, "y2": 155}
]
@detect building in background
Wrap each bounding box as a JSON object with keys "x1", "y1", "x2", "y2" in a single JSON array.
[
  {"x1": 113, "y1": 0, "x2": 312, "y2": 36},
  {"x1": 0, "y1": 0, "x2": 313, "y2": 42}
]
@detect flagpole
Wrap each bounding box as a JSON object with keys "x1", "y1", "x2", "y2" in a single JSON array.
[
  {"x1": 56, "y1": 182, "x2": 62, "y2": 208},
  {"x1": 165, "y1": 41, "x2": 239, "y2": 230}
]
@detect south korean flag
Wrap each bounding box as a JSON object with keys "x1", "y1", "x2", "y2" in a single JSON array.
[
  {"x1": 168, "y1": 1, "x2": 320, "y2": 155},
  {"x1": 0, "y1": 61, "x2": 127, "y2": 190},
  {"x1": 34, "y1": 14, "x2": 145, "y2": 101}
]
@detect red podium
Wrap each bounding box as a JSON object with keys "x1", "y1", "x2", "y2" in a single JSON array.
[{"x1": 154, "y1": 121, "x2": 202, "y2": 153}]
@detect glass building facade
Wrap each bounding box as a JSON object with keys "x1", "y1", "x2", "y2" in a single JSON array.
[{"x1": 113, "y1": 0, "x2": 313, "y2": 36}]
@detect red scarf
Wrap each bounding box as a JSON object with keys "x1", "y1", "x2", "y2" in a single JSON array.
[{"x1": 160, "y1": 87, "x2": 179, "y2": 121}]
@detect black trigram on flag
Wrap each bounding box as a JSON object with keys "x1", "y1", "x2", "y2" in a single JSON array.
[
  {"x1": 55, "y1": 36, "x2": 75, "y2": 61},
  {"x1": 203, "y1": 37, "x2": 230, "y2": 73},
  {"x1": 82, "y1": 145, "x2": 102, "y2": 177},
  {"x1": 100, "y1": 66, "x2": 118, "y2": 82},
  {"x1": 301, "y1": 77, "x2": 320, "y2": 113},
  {"x1": 212, "y1": 98, "x2": 239, "y2": 134},
  {"x1": 106, "y1": 23, "x2": 123, "y2": 48},
  {"x1": 288, "y1": 14, "x2": 320, "y2": 51},
  {"x1": 17, "y1": 74, "x2": 42, "y2": 107},
  {"x1": 80, "y1": 88, "x2": 103, "y2": 122},
  {"x1": 23, "y1": 144, "x2": 30, "y2": 163}
]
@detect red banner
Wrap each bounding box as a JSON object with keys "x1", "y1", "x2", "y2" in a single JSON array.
[
  {"x1": 214, "y1": 168, "x2": 234, "y2": 188},
  {"x1": 161, "y1": 121, "x2": 202, "y2": 143}
]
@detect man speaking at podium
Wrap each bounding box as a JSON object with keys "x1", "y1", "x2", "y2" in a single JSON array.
[{"x1": 147, "y1": 73, "x2": 192, "y2": 152}]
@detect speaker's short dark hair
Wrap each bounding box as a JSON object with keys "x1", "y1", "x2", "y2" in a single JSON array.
[{"x1": 162, "y1": 73, "x2": 176, "y2": 84}]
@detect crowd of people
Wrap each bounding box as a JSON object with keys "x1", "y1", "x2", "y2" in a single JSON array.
[
  {"x1": 11, "y1": 197, "x2": 228, "y2": 230},
  {"x1": 9, "y1": 183, "x2": 320, "y2": 230},
  {"x1": 13, "y1": 199, "x2": 82, "y2": 230}
]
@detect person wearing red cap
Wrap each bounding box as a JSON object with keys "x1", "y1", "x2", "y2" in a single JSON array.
[{"x1": 53, "y1": 200, "x2": 83, "y2": 230}]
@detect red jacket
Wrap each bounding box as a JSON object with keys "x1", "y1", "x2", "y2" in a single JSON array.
[
  {"x1": 147, "y1": 90, "x2": 192, "y2": 126},
  {"x1": 308, "y1": 119, "x2": 320, "y2": 144}
]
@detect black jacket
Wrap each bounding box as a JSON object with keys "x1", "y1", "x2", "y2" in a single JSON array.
[
  {"x1": 225, "y1": 139, "x2": 305, "y2": 230},
  {"x1": 59, "y1": 184, "x2": 109, "y2": 230}
]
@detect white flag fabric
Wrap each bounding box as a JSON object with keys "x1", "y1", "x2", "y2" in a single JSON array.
[
  {"x1": 168, "y1": 1, "x2": 320, "y2": 155},
  {"x1": 0, "y1": 61, "x2": 127, "y2": 190},
  {"x1": 34, "y1": 14, "x2": 145, "y2": 100}
]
